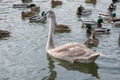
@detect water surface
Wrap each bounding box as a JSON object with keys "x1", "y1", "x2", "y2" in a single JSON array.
[{"x1": 0, "y1": 0, "x2": 120, "y2": 80}]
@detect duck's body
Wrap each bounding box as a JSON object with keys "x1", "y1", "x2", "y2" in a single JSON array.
[
  {"x1": 21, "y1": 11, "x2": 36, "y2": 17},
  {"x1": 51, "y1": 0, "x2": 62, "y2": 8},
  {"x1": 111, "y1": 18, "x2": 120, "y2": 25},
  {"x1": 81, "y1": 9, "x2": 92, "y2": 15},
  {"x1": 99, "y1": 13, "x2": 110, "y2": 21},
  {"x1": 29, "y1": 15, "x2": 47, "y2": 22},
  {"x1": 55, "y1": 23, "x2": 71, "y2": 32},
  {"x1": 110, "y1": 13, "x2": 120, "y2": 26},
  {"x1": 31, "y1": 6, "x2": 40, "y2": 13},
  {"x1": 81, "y1": 20, "x2": 97, "y2": 28},
  {"x1": 84, "y1": 33, "x2": 99, "y2": 47},
  {"x1": 108, "y1": 3, "x2": 116, "y2": 11},
  {"x1": 94, "y1": 28, "x2": 110, "y2": 34},
  {"x1": 0, "y1": 30, "x2": 10, "y2": 38},
  {"x1": 77, "y1": 6, "x2": 92, "y2": 16},
  {"x1": 13, "y1": 3, "x2": 36, "y2": 8},
  {"x1": 46, "y1": 10, "x2": 100, "y2": 63},
  {"x1": 85, "y1": 0, "x2": 96, "y2": 3}
]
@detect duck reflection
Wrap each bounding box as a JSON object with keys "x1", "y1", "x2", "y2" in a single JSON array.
[
  {"x1": 21, "y1": 0, "x2": 32, "y2": 3},
  {"x1": 46, "y1": 54, "x2": 99, "y2": 79}
]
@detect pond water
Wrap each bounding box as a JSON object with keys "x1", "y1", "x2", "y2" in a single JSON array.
[{"x1": 0, "y1": 0, "x2": 120, "y2": 80}]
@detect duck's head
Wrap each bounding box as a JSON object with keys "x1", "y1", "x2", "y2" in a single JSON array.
[
  {"x1": 86, "y1": 24, "x2": 92, "y2": 29},
  {"x1": 111, "y1": 13, "x2": 116, "y2": 17},
  {"x1": 97, "y1": 18, "x2": 103, "y2": 23},
  {"x1": 41, "y1": 11, "x2": 46, "y2": 16},
  {"x1": 29, "y1": 4, "x2": 36, "y2": 7},
  {"x1": 46, "y1": 10, "x2": 55, "y2": 19}
]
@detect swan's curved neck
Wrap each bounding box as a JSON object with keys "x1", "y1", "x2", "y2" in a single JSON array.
[{"x1": 46, "y1": 15, "x2": 56, "y2": 51}]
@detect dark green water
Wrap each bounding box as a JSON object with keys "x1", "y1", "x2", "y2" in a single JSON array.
[{"x1": 0, "y1": 0, "x2": 120, "y2": 80}]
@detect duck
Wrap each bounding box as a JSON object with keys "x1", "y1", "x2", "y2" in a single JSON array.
[
  {"x1": 22, "y1": 6, "x2": 40, "y2": 17},
  {"x1": 84, "y1": 32, "x2": 99, "y2": 47},
  {"x1": 46, "y1": 10, "x2": 101, "y2": 63},
  {"x1": 51, "y1": 0, "x2": 63, "y2": 8},
  {"x1": 76, "y1": 5, "x2": 92, "y2": 16},
  {"x1": 31, "y1": 6, "x2": 40, "y2": 13},
  {"x1": 46, "y1": 11, "x2": 70, "y2": 32},
  {"x1": 85, "y1": 22, "x2": 110, "y2": 34},
  {"x1": 0, "y1": 30, "x2": 11, "y2": 38},
  {"x1": 29, "y1": 11, "x2": 47, "y2": 23},
  {"x1": 85, "y1": 0, "x2": 96, "y2": 3},
  {"x1": 21, "y1": 11, "x2": 37, "y2": 17},
  {"x1": 81, "y1": 19, "x2": 97, "y2": 28},
  {"x1": 13, "y1": 3, "x2": 36, "y2": 8},
  {"x1": 54, "y1": 23, "x2": 71, "y2": 32},
  {"x1": 108, "y1": 3, "x2": 116, "y2": 11},
  {"x1": 110, "y1": 13, "x2": 120, "y2": 26},
  {"x1": 99, "y1": 12, "x2": 111, "y2": 21}
]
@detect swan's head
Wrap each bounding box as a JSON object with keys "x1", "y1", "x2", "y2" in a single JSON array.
[{"x1": 46, "y1": 10, "x2": 55, "y2": 19}]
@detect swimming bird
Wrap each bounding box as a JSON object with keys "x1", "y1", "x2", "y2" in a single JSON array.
[
  {"x1": 46, "y1": 10, "x2": 70, "y2": 32},
  {"x1": 46, "y1": 10, "x2": 101, "y2": 63},
  {"x1": 76, "y1": 5, "x2": 92, "y2": 16},
  {"x1": 85, "y1": 0, "x2": 96, "y2": 3},
  {"x1": 21, "y1": 11, "x2": 37, "y2": 17},
  {"x1": 54, "y1": 23, "x2": 71, "y2": 32},
  {"x1": 31, "y1": 6, "x2": 40, "y2": 13},
  {"x1": 51, "y1": 0, "x2": 62, "y2": 8},
  {"x1": 108, "y1": 3, "x2": 116, "y2": 11},
  {"x1": 13, "y1": 3, "x2": 36, "y2": 8},
  {"x1": 84, "y1": 32, "x2": 99, "y2": 47},
  {"x1": 29, "y1": 11, "x2": 47, "y2": 23},
  {"x1": 0, "y1": 30, "x2": 10, "y2": 38}
]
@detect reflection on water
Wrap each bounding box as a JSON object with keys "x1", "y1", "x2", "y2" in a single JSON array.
[
  {"x1": 21, "y1": 0, "x2": 32, "y2": 3},
  {"x1": 0, "y1": 0, "x2": 120, "y2": 80},
  {"x1": 43, "y1": 54, "x2": 57, "y2": 80},
  {"x1": 47, "y1": 54, "x2": 99, "y2": 79}
]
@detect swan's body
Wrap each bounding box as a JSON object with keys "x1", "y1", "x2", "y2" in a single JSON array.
[
  {"x1": 51, "y1": 0, "x2": 62, "y2": 8},
  {"x1": 46, "y1": 10, "x2": 100, "y2": 63},
  {"x1": 0, "y1": 30, "x2": 10, "y2": 38}
]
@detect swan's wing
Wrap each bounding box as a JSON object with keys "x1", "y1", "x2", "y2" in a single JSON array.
[{"x1": 47, "y1": 43, "x2": 100, "y2": 63}]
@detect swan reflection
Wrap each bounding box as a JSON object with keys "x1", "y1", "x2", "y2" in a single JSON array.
[{"x1": 46, "y1": 54, "x2": 99, "y2": 79}]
